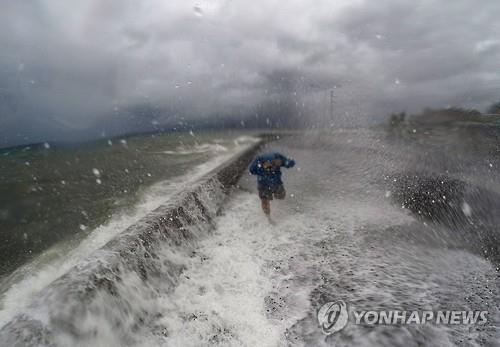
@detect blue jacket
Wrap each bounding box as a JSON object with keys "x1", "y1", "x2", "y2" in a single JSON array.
[{"x1": 249, "y1": 152, "x2": 295, "y2": 186}]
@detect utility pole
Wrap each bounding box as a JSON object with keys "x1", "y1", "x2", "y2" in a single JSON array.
[{"x1": 329, "y1": 89, "x2": 334, "y2": 122}]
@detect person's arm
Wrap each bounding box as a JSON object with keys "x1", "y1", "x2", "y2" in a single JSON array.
[
  {"x1": 276, "y1": 153, "x2": 295, "y2": 168},
  {"x1": 249, "y1": 157, "x2": 265, "y2": 175}
]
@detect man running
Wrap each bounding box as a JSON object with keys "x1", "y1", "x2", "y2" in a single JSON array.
[{"x1": 249, "y1": 152, "x2": 295, "y2": 220}]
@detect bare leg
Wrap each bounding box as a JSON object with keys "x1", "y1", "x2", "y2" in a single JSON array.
[
  {"x1": 261, "y1": 199, "x2": 276, "y2": 224},
  {"x1": 261, "y1": 198, "x2": 270, "y2": 216}
]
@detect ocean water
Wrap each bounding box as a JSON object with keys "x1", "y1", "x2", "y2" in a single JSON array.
[
  {"x1": 0, "y1": 130, "x2": 259, "y2": 327},
  {"x1": 0, "y1": 127, "x2": 499, "y2": 346}
]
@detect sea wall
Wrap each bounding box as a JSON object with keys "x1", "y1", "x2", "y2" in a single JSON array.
[{"x1": 0, "y1": 139, "x2": 265, "y2": 346}]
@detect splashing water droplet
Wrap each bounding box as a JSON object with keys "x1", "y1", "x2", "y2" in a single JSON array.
[
  {"x1": 461, "y1": 201, "x2": 472, "y2": 217},
  {"x1": 193, "y1": 5, "x2": 203, "y2": 17}
]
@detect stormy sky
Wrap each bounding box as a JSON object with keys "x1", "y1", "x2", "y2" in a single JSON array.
[{"x1": 1, "y1": 0, "x2": 499, "y2": 147}]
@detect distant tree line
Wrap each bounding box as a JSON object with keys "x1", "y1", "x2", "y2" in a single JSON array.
[{"x1": 388, "y1": 99, "x2": 500, "y2": 130}]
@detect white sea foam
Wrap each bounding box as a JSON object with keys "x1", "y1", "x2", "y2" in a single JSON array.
[
  {"x1": 149, "y1": 193, "x2": 286, "y2": 346},
  {"x1": 161, "y1": 136, "x2": 260, "y2": 155},
  {"x1": 135, "y1": 131, "x2": 499, "y2": 346},
  {"x1": 0, "y1": 136, "x2": 258, "y2": 328},
  {"x1": 3, "y1": 131, "x2": 498, "y2": 346},
  {"x1": 162, "y1": 143, "x2": 230, "y2": 155}
]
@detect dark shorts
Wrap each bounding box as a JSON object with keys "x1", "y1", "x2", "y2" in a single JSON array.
[{"x1": 258, "y1": 184, "x2": 286, "y2": 200}]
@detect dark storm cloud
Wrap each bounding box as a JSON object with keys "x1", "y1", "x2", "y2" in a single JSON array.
[{"x1": 0, "y1": 0, "x2": 499, "y2": 146}]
